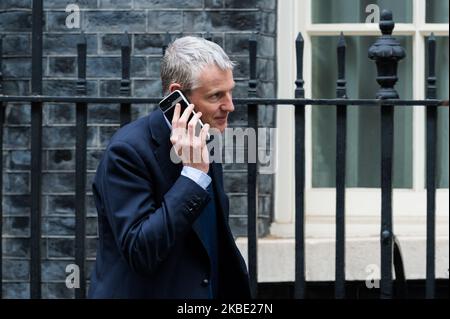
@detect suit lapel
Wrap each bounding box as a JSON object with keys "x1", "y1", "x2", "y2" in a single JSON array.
[
  {"x1": 211, "y1": 163, "x2": 245, "y2": 263},
  {"x1": 191, "y1": 163, "x2": 226, "y2": 261},
  {"x1": 148, "y1": 109, "x2": 183, "y2": 194},
  {"x1": 210, "y1": 163, "x2": 227, "y2": 218}
]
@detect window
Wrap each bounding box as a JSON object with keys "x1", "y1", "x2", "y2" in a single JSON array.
[
  {"x1": 426, "y1": 0, "x2": 449, "y2": 23},
  {"x1": 426, "y1": 3, "x2": 450, "y2": 189},
  {"x1": 311, "y1": 35, "x2": 413, "y2": 188},
  {"x1": 312, "y1": 0, "x2": 413, "y2": 23},
  {"x1": 433, "y1": 36, "x2": 449, "y2": 188},
  {"x1": 274, "y1": 0, "x2": 449, "y2": 236}
]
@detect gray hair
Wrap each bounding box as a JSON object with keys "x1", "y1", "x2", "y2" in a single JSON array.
[{"x1": 161, "y1": 36, "x2": 234, "y2": 94}]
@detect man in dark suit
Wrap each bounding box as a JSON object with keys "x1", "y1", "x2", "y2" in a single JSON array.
[{"x1": 88, "y1": 36, "x2": 251, "y2": 299}]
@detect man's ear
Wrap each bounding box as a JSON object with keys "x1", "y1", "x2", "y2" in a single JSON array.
[{"x1": 169, "y1": 83, "x2": 182, "y2": 93}]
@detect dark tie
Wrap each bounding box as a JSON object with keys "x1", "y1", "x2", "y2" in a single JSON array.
[{"x1": 193, "y1": 168, "x2": 219, "y2": 298}]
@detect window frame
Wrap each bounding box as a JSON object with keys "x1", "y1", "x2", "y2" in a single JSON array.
[{"x1": 272, "y1": 0, "x2": 449, "y2": 237}]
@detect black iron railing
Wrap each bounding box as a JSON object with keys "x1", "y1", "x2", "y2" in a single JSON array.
[
  {"x1": 29, "y1": 0, "x2": 43, "y2": 300},
  {"x1": 335, "y1": 32, "x2": 347, "y2": 300},
  {"x1": 75, "y1": 32, "x2": 87, "y2": 300},
  {"x1": 0, "y1": 3, "x2": 448, "y2": 299}
]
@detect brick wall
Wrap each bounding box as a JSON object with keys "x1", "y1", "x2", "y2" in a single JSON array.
[{"x1": 1, "y1": 0, "x2": 277, "y2": 298}]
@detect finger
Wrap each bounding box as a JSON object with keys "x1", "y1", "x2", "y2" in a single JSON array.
[
  {"x1": 188, "y1": 112, "x2": 202, "y2": 140},
  {"x1": 179, "y1": 104, "x2": 195, "y2": 128},
  {"x1": 202, "y1": 142, "x2": 210, "y2": 165},
  {"x1": 171, "y1": 103, "x2": 181, "y2": 129},
  {"x1": 170, "y1": 127, "x2": 183, "y2": 145},
  {"x1": 200, "y1": 123, "x2": 210, "y2": 147}
]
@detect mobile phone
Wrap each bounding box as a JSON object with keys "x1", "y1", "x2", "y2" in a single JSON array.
[{"x1": 159, "y1": 90, "x2": 209, "y2": 138}]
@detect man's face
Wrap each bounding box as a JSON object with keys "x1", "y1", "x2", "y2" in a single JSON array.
[{"x1": 187, "y1": 65, "x2": 235, "y2": 133}]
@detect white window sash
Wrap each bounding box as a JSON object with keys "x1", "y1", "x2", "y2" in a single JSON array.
[{"x1": 273, "y1": 0, "x2": 449, "y2": 237}]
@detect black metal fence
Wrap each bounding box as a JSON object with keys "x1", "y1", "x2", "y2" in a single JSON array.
[{"x1": 0, "y1": 4, "x2": 448, "y2": 300}]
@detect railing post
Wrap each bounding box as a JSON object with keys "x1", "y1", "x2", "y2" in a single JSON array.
[
  {"x1": 247, "y1": 33, "x2": 259, "y2": 299},
  {"x1": 369, "y1": 9, "x2": 406, "y2": 299},
  {"x1": 75, "y1": 32, "x2": 87, "y2": 299},
  {"x1": 0, "y1": 35, "x2": 3, "y2": 94},
  {"x1": 425, "y1": 33, "x2": 437, "y2": 299},
  {"x1": 30, "y1": 0, "x2": 44, "y2": 299},
  {"x1": 393, "y1": 236, "x2": 407, "y2": 297},
  {"x1": 294, "y1": 32, "x2": 306, "y2": 299},
  {"x1": 0, "y1": 35, "x2": 4, "y2": 299},
  {"x1": 162, "y1": 32, "x2": 171, "y2": 57},
  {"x1": 120, "y1": 31, "x2": 131, "y2": 126},
  {"x1": 162, "y1": 32, "x2": 171, "y2": 96},
  {"x1": 335, "y1": 32, "x2": 347, "y2": 299},
  {"x1": 204, "y1": 31, "x2": 212, "y2": 42}
]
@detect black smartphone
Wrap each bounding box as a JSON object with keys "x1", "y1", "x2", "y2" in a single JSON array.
[{"x1": 159, "y1": 90, "x2": 208, "y2": 138}]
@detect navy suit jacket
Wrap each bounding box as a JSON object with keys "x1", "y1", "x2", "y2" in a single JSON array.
[{"x1": 88, "y1": 109, "x2": 251, "y2": 299}]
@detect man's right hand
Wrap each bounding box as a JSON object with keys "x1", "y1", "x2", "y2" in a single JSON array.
[{"x1": 170, "y1": 103, "x2": 210, "y2": 174}]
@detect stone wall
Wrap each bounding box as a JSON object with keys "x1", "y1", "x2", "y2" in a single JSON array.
[{"x1": 1, "y1": 0, "x2": 277, "y2": 298}]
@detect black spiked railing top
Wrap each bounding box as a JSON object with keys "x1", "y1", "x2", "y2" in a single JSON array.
[
  {"x1": 76, "y1": 32, "x2": 87, "y2": 96},
  {"x1": 121, "y1": 30, "x2": 131, "y2": 51},
  {"x1": 337, "y1": 33, "x2": 346, "y2": 80},
  {"x1": 368, "y1": 10, "x2": 406, "y2": 61},
  {"x1": 204, "y1": 31, "x2": 213, "y2": 42},
  {"x1": 379, "y1": 9, "x2": 395, "y2": 35},
  {"x1": 337, "y1": 32, "x2": 347, "y2": 99},
  {"x1": 295, "y1": 33, "x2": 305, "y2": 96},
  {"x1": 369, "y1": 10, "x2": 406, "y2": 99},
  {"x1": 162, "y1": 32, "x2": 171, "y2": 56},
  {"x1": 428, "y1": 33, "x2": 436, "y2": 76},
  {"x1": 427, "y1": 34, "x2": 437, "y2": 100},
  {"x1": 120, "y1": 31, "x2": 131, "y2": 97},
  {"x1": 295, "y1": 33, "x2": 305, "y2": 100},
  {"x1": 248, "y1": 33, "x2": 258, "y2": 98},
  {"x1": 0, "y1": 36, "x2": 3, "y2": 94}
]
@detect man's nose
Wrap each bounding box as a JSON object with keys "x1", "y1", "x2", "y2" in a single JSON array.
[{"x1": 222, "y1": 93, "x2": 234, "y2": 112}]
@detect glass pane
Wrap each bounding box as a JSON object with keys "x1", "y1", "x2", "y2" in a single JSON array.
[
  {"x1": 426, "y1": 0, "x2": 449, "y2": 23},
  {"x1": 312, "y1": 0, "x2": 412, "y2": 24},
  {"x1": 311, "y1": 36, "x2": 413, "y2": 188},
  {"x1": 425, "y1": 37, "x2": 449, "y2": 188}
]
